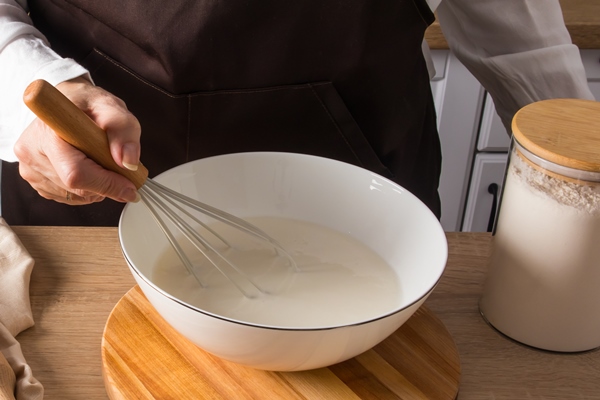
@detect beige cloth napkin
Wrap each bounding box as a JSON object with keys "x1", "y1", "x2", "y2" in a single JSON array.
[{"x1": 0, "y1": 218, "x2": 43, "y2": 400}]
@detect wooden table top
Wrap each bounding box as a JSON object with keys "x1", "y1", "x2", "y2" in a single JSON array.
[
  {"x1": 426, "y1": 0, "x2": 600, "y2": 49},
  {"x1": 11, "y1": 227, "x2": 600, "y2": 399}
]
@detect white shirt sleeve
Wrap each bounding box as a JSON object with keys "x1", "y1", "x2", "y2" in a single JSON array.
[
  {"x1": 0, "y1": 0, "x2": 91, "y2": 162},
  {"x1": 435, "y1": 0, "x2": 594, "y2": 131}
]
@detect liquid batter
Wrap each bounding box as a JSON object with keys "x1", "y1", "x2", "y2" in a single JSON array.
[{"x1": 152, "y1": 216, "x2": 402, "y2": 328}]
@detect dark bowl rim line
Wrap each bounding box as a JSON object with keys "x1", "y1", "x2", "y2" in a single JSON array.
[
  {"x1": 119, "y1": 243, "x2": 447, "y2": 332},
  {"x1": 117, "y1": 152, "x2": 448, "y2": 331}
]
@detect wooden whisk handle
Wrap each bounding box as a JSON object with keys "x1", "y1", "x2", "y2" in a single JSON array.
[{"x1": 23, "y1": 79, "x2": 149, "y2": 189}]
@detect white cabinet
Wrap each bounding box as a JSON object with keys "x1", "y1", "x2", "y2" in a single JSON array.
[
  {"x1": 433, "y1": 49, "x2": 600, "y2": 232},
  {"x1": 582, "y1": 49, "x2": 600, "y2": 100},
  {"x1": 461, "y1": 153, "x2": 507, "y2": 232},
  {"x1": 430, "y1": 50, "x2": 484, "y2": 232},
  {"x1": 477, "y1": 93, "x2": 510, "y2": 152},
  {"x1": 462, "y1": 92, "x2": 510, "y2": 232},
  {"x1": 429, "y1": 50, "x2": 449, "y2": 125}
]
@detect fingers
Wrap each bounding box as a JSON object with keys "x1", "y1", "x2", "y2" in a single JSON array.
[
  {"x1": 17, "y1": 153, "x2": 105, "y2": 206},
  {"x1": 16, "y1": 78, "x2": 142, "y2": 205},
  {"x1": 36, "y1": 186, "x2": 105, "y2": 205},
  {"x1": 45, "y1": 123, "x2": 140, "y2": 202},
  {"x1": 57, "y1": 78, "x2": 142, "y2": 171},
  {"x1": 15, "y1": 118, "x2": 132, "y2": 204},
  {"x1": 102, "y1": 106, "x2": 142, "y2": 171}
]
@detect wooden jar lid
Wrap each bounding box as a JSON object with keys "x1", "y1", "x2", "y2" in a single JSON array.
[{"x1": 512, "y1": 99, "x2": 600, "y2": 173}]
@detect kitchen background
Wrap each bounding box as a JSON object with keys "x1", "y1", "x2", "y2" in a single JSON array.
[
  {"x1": 431, "y1": 49, "x2": 600, "y2": 232},
  {"x1": 428, "y1": 0, "x2": 600, "y2": 232},
  {"x1": 0, "y1": 1, "x2": 597, "y2": 232}
]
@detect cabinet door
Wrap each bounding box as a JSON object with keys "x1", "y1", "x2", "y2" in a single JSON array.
[
  {"x1": 429, "y1": 50, "x2": 449, "y2": 127},
  {"x1": 477, "y1": 93, "x2": 511, "y2": 152},
  {"x1": 462, "y1": 153, "x2": 508, "y2": 232},
  {"x1": 433, "y1": 51, "x2": 485, "y2": 232},
  {"x1": 581, "y1": 50, "x2": 600, "y2": 100}
]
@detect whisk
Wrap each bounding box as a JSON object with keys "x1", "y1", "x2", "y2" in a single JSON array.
[{"x1": 23, "y1": 79, "x2": 296, "y2": 298}]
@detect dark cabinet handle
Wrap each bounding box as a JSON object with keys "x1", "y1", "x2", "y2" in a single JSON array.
[{"x1": 487, "y1": 183, "x2": 499, "y2": 232}]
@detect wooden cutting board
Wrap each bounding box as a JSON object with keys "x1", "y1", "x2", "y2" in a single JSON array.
[{"x1": 101, "y1": 286, "x2": 460, "y2": 399}]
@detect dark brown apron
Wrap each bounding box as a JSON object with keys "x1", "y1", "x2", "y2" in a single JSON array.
[{"x1": 2, "y1": 0, "x2": 441, "y2": 226}]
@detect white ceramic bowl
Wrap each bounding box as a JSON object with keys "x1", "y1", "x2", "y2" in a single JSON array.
[{"x1": 119, "y1": 152, "x2": 447, "y2": 371}]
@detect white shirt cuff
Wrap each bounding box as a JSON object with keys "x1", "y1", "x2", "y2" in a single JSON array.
[{"x1": 0, "y1": 36, "x2": 90, "y2": 162}]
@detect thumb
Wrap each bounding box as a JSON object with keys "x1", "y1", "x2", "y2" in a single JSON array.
[
  {"x1": 92, "y1": 98, "x2": 142, "y2": 173},
  {"x1": 58, "y1": 78, "x2": 143, "y2": 174},
  {"x1": 104, "y1": 111, "x2": 142, "y2": 172}
]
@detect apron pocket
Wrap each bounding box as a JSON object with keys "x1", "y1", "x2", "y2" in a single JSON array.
[
  {"x1": 80, "y1": 48, "x2": 393, "y2": 179},
  {"x1": 188, "y1": 82, "x2": 394, "y2": 179}
]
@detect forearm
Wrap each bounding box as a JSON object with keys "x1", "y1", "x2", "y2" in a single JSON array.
[
  {"x1": 0, "y1": 0, "x2": 90, "y2": 162},
  {"x1": 437, "y1": 0, "x2": 594, "y2": 131}
]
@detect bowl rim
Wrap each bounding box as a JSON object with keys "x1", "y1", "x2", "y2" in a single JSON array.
[
  {"x1": 122, "y1": 252, "x2": 442, "y2": 331},
  {"x1": 118, "y1": 151, "x2": 448, "y2": 331}
]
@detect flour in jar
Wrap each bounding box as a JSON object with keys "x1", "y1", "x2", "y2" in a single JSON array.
[
  {"x1": 480, "y1": 148, "x2": 600, "y2": 350},
  {"x1": 151, "y1": 217, "x2": 402, "y2": 327}
]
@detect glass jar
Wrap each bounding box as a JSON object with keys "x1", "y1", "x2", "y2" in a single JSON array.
[{"x1": 479, "y1": 99, "x2": 600, "y2": 352}]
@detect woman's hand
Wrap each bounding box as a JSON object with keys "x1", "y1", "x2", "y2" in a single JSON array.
[{"x1": 14, "y1": 77, "x2": 141, "y2": 204}]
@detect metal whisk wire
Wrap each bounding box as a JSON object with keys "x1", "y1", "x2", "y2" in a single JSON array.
[
  {"x1": 24, "y1": 79, "x2": 297, "y2": 299},
  {"x1": 139, "y1": 179, "x2": 297, "y2": 298}
]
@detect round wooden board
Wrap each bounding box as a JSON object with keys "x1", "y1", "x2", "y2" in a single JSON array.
[{"x1": 101, "y1": 286, "x2": 460, "y2": 399}]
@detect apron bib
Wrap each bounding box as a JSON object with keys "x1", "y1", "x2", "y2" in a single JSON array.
[{"x1": 2, "y1": 0, "x2": 440, "y2": 225}]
